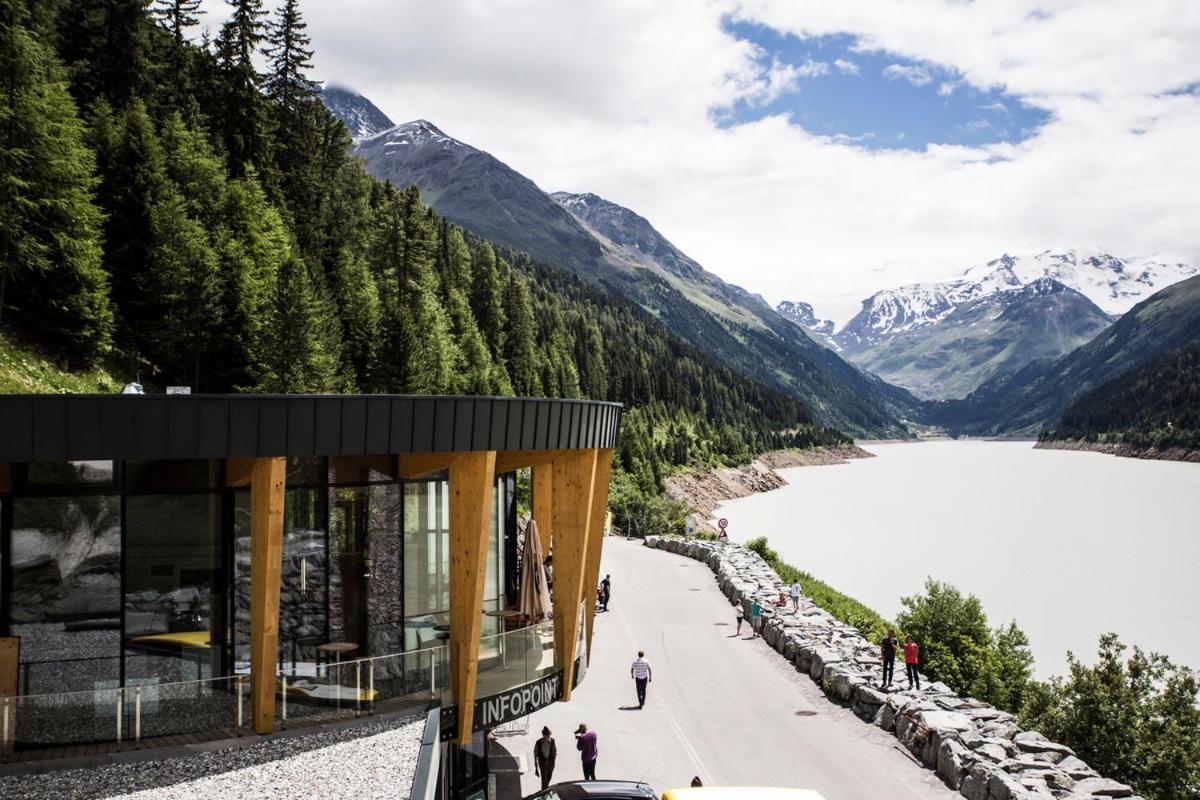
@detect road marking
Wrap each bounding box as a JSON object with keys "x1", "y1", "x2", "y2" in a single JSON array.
[{"x1": 612, "y1": 598, "x2": 716, "y2": 787}]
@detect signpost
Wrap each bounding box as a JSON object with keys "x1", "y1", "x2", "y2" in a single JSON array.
[
  {"x1": 717, "y1": 518, "x2": 728, "y2": 539},
  {"x1": 440, "y1": 670, "x2": 564, "y2": 740}
]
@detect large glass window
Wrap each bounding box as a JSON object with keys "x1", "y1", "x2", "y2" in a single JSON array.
[
  {"x1": 10, "y1": 494, "x2": 121, "y2": 694},
  {"x1": 328, "y1": 483, "x2": 403, "y2": 658},
  {"x1": 123, "y1": 494, "x2": 222, "y2": 684},
  {"x1": 233, "y1": 487, "x2": 329, "y2": 674},
  {"x1": 402, "y1": 481, "x2": 450, "y2": 651}
]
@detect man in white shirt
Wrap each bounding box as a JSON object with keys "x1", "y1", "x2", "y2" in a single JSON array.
[
  {"x1": 789, "y1": 581, "x2": 802, "y2": 613},
  {"x1": 630, "y1": 650, "x2": 652, "y2": 708}
]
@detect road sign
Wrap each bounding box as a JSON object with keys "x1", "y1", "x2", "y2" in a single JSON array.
[{"x1": 717, "y1": 518, "x2": 728, "y2": 530}]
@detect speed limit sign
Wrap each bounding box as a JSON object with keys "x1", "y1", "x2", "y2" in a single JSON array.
[{"x1": 717, "y1": 518, "x2": 728, "y2": 530}]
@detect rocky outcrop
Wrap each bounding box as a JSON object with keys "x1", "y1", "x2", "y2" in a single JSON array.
[
  {"x1": 1034, "y1": 439, "x2": 1200, "y2": 463},
  {"x1": 643, "y1": 536, "x2": 1141, "y2": 800},
  {"x1": 664, "y1": 446, "x2": 873, "y2": 531}
]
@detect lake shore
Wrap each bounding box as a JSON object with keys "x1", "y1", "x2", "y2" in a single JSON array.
[
  {"x1": 664, "y1": 445, "x2": 873, "y2": 531},
  {"x1": 1035, "y1": 438, "x2": 1200, "y2": 462}
]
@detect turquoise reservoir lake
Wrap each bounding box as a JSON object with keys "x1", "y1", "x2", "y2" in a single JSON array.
[{"x1": 715, "y1": 441, "x2": 1200, "y2": 678}]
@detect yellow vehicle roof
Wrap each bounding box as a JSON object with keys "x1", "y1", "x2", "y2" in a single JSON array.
[{"x1": 662, "y1": 789, "x2": 827, "y2": 800}]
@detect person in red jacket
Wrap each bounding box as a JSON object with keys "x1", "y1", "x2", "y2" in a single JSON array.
[{"x1": 904, "y1": 635, "x2": 920, "y2": 690}]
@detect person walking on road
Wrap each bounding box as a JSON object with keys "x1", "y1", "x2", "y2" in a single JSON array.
[
  {"x1": 631, "y1": 650, "x2": 653, "y2": 708},
  {"x1": 734, "y1": 599, "x2": 745, "y2": 636},
  {"x1": 881, "y1": 629, "x2": 900, "y2": 688},
  {"x1": 904, "y1": 635, "x2": 921, "y2": 690},
  {"x1": 575, "y1": 722, "x2": 598, "y2": 780},
  {"x1": 534, "y1": 726, "x2": 557, "y2": 789},
  {"x1": 750, "y1": 598, "x2": 763, "y2": 638},
  {"x1": 600, "y1": 574, "x2": 612, "y2": 612},
  {"x1": 789, "y1": 580, "x2": 802, "y2": 613}
]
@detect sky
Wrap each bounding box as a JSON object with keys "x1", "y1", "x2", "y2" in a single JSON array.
[{"x1": 199, "y1": 1, "x2": 1200, "y2": 323}]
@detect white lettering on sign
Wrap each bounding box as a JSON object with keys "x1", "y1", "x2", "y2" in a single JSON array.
[{"x1": 479, "y1": 673, "x2": 562, "y2": 728}]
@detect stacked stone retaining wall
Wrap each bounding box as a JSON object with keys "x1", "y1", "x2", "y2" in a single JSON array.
[{"x1": 643, "y1": 535, "x2": 1140, "y2": 800}]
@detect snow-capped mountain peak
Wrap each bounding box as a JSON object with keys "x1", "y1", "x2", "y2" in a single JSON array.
[
  {"x1": 320, "y1": 86, "x2": 395, "y2": 140},
  {"x1": 363, "y1": 119, "x2": 468, "y2": 152}
]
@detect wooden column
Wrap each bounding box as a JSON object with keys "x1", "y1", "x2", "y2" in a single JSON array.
[
  {"x1": 582, "y1": 449, "x2": 613, "y2": 664},
  {"x1": 0, "y1": 637, "x2": 17, "y2": 753},
  {"x1": 448, "y1": 450, "x2": 497, "y2": 744},
  {"x1": 249, "y1": 457, "x2": 286, "y2": 734},
  {"x1": 531, "y1": 462, "x2": 553, "y2": 554},
  {"x1": 551, "y1": 449, "x2": 598, "y2": 701}
]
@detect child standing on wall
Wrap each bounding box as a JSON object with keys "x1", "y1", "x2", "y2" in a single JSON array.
[{"x1": 904, "y1": 635, "x2": 920, "y2": 690}]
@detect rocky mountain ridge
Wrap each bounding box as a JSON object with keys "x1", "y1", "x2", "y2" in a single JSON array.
[
  {"x1": 320, "y1": 86, "x2": 394, "y2": 140},
  {"x1": 326, "y1": 89, "x2": 919, "y2": 438}
]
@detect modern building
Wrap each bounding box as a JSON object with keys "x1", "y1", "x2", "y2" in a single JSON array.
[{"x1": 0, "y1": 394, "x2": 621, "y2": 797}]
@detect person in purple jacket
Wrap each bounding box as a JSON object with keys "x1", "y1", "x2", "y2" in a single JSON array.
[{"x1": 575, "y1": 721, "x2": 598, "y2": 780}]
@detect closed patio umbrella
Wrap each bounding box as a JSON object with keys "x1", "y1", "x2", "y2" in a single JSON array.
[{"x1": 518, "y1": 519, "x2": 553, "y2": 623}]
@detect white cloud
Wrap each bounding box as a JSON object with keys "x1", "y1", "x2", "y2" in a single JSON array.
[
  {"x1": 834, "y1": 58, "x2": 860, "y2": 75},
  {"x1": 883, "y1": 63, "x2": 934, "y2": 86},
  {"x1": 195, "y1": 0, "x2": 1200, "y2": 324}
]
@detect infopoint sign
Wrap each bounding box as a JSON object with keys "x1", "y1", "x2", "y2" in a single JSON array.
[{"x1": 440, "y1": 670, "x2": 564, "y2": 739}]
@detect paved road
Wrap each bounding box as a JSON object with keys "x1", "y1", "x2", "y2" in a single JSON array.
[{"x1": 496, "y1": 537, "x2": 958, "y2": 799}]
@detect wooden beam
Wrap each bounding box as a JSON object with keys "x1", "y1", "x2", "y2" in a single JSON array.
[
  {"x1": 494, "y1": 449, "x2": 567, "y2": 474},
  {"x1": 551, "y1": 449, "x2": 598, "y2": 701},
  {"x1": 396, "y1": 452, "x2": 456, "y2": 479},
  {"x1": 0, "y1": 464, "x2": 10, "y2": 494},
  {"x1": 249, "y1": 457, "x2": 286, "y2": 734},
  {"x1": 225, "y1": 458, "x2": 255, "y2": 488},
  {"x1": 582, "y1": 449, "x2": 613, "y2": 664},
  {"x1": 448, "y1": 450, "x2": 497, "y2": 744},
  {"x1": 531, "y1": 462, "x2": 553, "y2": 555},
  {"x1": 0, "y1": 637, "x2": 17, "y2": 754}
]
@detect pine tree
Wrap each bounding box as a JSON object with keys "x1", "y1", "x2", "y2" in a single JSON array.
[
  {"x1": 470, "y1": 241, "x2": 506, "y2": 357},
  {"x1": 145, "y1": 113, "x2": 225, "y2": 388},
  {"x1": 259, "y1": 255, "x2": 340, "y2": 392},
  {"x1": 263, "y1": 0, "x2": 318, "y2": 119},
  {"x1": 150, "y1": 0, "x2": 203, "y2": 112},
  {"x1": 502, "y1": 271, "x2": 541, "y2": 395},
  {"x1": 0, "y1": 5, "x2": 112, "y2": 363},
  {"x1": 216, "y1": 0, "x2": 269, "y2": 177},
  {"x1": 56, "y1": 0, "x2": 151, "y2": 108}
]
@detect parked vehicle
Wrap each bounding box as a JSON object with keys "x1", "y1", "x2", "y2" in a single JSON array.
[
  {"x1": 524, "y1": 780, "x2": 658, "y2": 800},
  {"x1": 661, "y1": 789, "x2": 827, "y2": 799}
]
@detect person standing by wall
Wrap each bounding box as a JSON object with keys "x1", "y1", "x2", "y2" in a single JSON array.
[
  {"x1": 904, "y1": 635, "x2": 921, "y2": 691},
  {"x1": 575, "y1": 722, "x2": 598, "y2": 780},
  {"x1": 534, "y1": 726, "x2": 557, "y2": 789},
  {"x1": 881, "y1": 629, "x2": 899, "y2": 688},
  {"x1": 789, "y1": 580, "x2": 802, "y2": 613},
  {"x1": 630, "y1": 650, "x2": 653, "y2": 708},
  {"x1": 750, "y1": 598, "x2": 763, "y2": 638},
  {"x1": 734, "y1": 599, "x2": 745, "y2": 636},
  {"x1": 600, "y1": 574, "x2": 612, "y2": 611}
]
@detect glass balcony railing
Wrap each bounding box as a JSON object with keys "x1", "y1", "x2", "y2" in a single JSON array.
[{"x1": 1, "y1": 620, "x2": 564, "y2": 753}]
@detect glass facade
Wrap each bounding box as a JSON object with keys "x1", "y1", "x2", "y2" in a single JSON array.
[{"x1": 0, "y1": 458, "x2": 513, "y2": 696}]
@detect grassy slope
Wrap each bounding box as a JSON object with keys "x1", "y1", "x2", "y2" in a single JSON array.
[{"x1": 0, "y1": 330, "x2": 120, "y2": 393}]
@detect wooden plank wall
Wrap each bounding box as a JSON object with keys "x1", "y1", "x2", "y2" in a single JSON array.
[{"x1": 249, "y1": 457, "x2": 286, "y2": 734}]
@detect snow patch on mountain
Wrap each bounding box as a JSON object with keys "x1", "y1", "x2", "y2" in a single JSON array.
[{"x1": 320, "y1": 86, "x2": 395, "y2": 140}]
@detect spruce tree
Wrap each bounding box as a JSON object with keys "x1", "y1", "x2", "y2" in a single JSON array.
[
  {"x1": 151, "y1": 0, "x2": 202, "y2": 48},
  {"x1": 216, "y1": 0, "x2": 269, "y2": 177},
  {"x1": 56, "y1": 0, "x2": 151, "y2": 108},
  {"x1": 260, "y1": 255, "x2": 340, "y2": 392},
  {"x1": 0, "y1": 6, "x2": 112, "y2": 363},
  {"x1": 502, "y1": 271, "x2": 541, "y2": 395},
  {"x1": 263, "y1": 0, "x2": 317, "y2": 118},
  {"x1": 470, "y1": 241, "x2": 506, "y2": 357},
  {"x1": 150, "y1": 0, "x2": 203, "y2": 112}
]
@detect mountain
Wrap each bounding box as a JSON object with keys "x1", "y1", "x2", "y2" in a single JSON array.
[
  {"x1": 1044, "y1": 341, "x2": 1200, "y2": 453},
  {"x1": 330, "y1": 93, "x2": 917, "y2": 437},
  {"x1": 927, "y1": 274, "x2": 1200, "y2": 435},
  {"x1": 320, "y1": 86, "x2": 394, "y2": 139},
  {"x1": 836, "y1": 279, "x2": 1112, "y2": 400},
  {"x1": 777, "y1": 301, "x2": 835, "y2": 342},
  {"x1": 783, "y1": 250, "x2": 1196, "y2": 400}
]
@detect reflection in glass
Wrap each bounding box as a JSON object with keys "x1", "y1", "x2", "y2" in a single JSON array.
[
  {"x1": 233, "y1": 488, "x2": 328, "y2": 674},
  {"x1": 329, "y1": 483, "x2": 403, "y2": 657},
  {"x1": 10, "y1": 495, "x2": 121, "y2": 694},
  {"x1": 123, "y1": 495, "x2": 222, "y2": 683},
  {"x1": 26, "y1": 461, "x2": 114, "y2": 485}
]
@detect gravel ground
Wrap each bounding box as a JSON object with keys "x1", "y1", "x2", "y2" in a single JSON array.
[{"x1": 0, "y1": 715, "x2": 425, "y2": 800}]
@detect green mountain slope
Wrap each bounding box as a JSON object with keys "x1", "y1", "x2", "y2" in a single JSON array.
[
  {"x1": 1044, "y1": 342, "x2": 1200, "y2": 451},
  {"x1": 347, "y1": 124, "x2": 916, "y2": 437},
  {"x1": 927, "y1": 275, "x2": 1200, "y2": 434}
]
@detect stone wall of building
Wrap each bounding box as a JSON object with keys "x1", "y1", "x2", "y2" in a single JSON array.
[{"x1": 643, "y1": 535, "x2": 1140, "y2": 800}]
